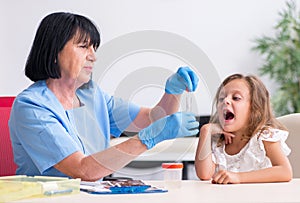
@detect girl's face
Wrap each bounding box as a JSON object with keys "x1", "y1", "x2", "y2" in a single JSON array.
[
  {"x1": 217, "y1": 79, "x2": 251, "y2": 136},
  {"x1": 57, "y1": 34, "x2": 96, "y2": 86}
]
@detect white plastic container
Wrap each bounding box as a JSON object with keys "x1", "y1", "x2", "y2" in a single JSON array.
[{"x1": 162, "y1": 163, "x2": 183, "y2": 189}]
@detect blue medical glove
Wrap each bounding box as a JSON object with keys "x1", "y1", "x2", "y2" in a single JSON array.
[
  {"x1": 138, "y1": 112, "x2": 199, "y2": 149},
  {"x1": 165, "y1": 66, "x2": 199, "y2": 94}
]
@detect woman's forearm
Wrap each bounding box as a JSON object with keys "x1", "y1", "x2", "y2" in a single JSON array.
[
  {"x1": 55, "y1": 135, "x2": 147, "y2": 181},
  {"x1": 149, "y1": 93, "x2": 181, "y2": 122},
  {"x1": 125, "y1": 93, "x2": 181, "y2": 132},
  {"x1": 87, "y1": 135, "x2": 147, "y2": 179}
]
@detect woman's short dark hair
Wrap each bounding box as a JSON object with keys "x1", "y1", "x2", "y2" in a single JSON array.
[{"x1": 25, "y1": 12, "x2": 101, "y2": 82}]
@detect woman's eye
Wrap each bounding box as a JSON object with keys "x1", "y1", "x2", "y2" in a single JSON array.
[{"x1": 79, "y1": 44, "x2": 88, "y2": 48}]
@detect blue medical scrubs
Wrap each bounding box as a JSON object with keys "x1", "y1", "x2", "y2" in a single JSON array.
[{"x1": 9, "y1": 80, "x2": 140, "y2": 177}]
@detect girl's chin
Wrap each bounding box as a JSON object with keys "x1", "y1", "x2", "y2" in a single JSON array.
[{"x1": 222, "y1": 124, "x2": 235, "y2": 132}]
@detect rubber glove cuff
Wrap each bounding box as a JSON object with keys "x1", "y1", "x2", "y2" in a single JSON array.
[{"x1": 138, "y1": 112, "x2": 199, "y2": 149}]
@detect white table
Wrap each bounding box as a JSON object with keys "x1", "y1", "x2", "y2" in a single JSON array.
[
  {"x1": 16, "y1": 179, "x2": 300, "y2": 203},
  {"x1": 110, "y1": 137, "x2": 199, "y2": 179},
  {"x1": 110, "y1": 137, "x2": 199, "y2": 161}
]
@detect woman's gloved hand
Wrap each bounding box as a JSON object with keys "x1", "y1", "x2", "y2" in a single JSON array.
[
  {"x1": 138, "y1": 112, "x2": 199, "y2": 149},
  {"x1": 165, "y1": 67, "x2": 199, "y2": 94}
]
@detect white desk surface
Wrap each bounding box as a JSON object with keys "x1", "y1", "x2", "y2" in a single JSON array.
[
  {"x1": 16, "y1": 179, "x2": 300, "y2": 203},
  {"x1": 110, "y1": 137, "x2": 199, "y2": 161}
]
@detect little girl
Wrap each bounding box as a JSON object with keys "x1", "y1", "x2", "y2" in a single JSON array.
[{"x1": 195, "y1": 74, "x2": 292, "y2": 184}]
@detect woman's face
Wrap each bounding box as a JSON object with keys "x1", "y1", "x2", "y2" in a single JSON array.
[
  {"x1": 57, "y1": 34, "x2": 96, "y2": 86},
  {"x1": 217, "y1": 79, "x2": 251, "y2": 135}
]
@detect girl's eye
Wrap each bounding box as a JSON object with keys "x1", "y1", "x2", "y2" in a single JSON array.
[
  {"x1": 233, "y1": 96, "x2": 241, "y2": 101},
  {"x1": 218, "y1": 97, "x2": 224, "y2": 102}
]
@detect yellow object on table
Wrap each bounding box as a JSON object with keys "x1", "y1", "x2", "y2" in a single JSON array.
[{"x1": 0, "y1": 175, "x2": 80, "y2": 202}]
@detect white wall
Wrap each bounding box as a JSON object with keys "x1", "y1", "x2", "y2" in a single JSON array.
[{"x1": 0, "y1": 0, "x2": 295, "y2": 115}]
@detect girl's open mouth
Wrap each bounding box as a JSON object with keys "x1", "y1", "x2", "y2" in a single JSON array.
[{"x1": 224, "y1": 110, "x2": 235, "y2": 121}]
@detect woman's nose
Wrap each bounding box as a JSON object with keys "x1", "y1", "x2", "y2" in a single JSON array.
[{"x1": 87, "y1": 47, "x2": 96, "y2": 62}]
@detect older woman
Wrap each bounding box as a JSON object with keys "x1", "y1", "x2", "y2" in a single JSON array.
[{"x1": 9, "y1": 12, "x2": 199, "y2": 181}]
